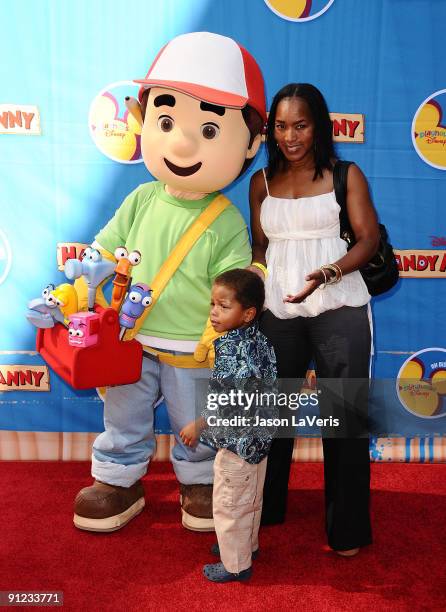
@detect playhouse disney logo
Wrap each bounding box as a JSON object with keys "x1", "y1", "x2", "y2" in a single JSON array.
[
  {"x1": 89, "y1": 81, "x2": 143, "y2": 164},
  {"x1": 397, "y1": 348, "x2": 446, "y2": 419},
  {"x1": 264, "y1": 0, "x2": 335, "y2": 22},
  {"x1": 412, "y1": 89, "x2": 446, "y2": 170}
]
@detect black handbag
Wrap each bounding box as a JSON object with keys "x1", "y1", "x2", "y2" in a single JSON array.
[{"x1": 333, "y1": 160, "x2": 399, "y2": 297}]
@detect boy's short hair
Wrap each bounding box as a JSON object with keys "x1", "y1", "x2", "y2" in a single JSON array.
[{"x1": 214, "y1": 269, "x2": 265, "y2": 320}]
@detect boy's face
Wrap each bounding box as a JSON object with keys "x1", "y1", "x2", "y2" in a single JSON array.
[
  {"x1": 141, "y1": 88, "x2": 259, "y2": 193},
  {"x1": 210, "y1": 283, "x2": 255, "y2": 333}
]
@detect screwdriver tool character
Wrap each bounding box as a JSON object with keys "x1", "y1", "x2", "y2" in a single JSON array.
[{"x1": 118, "y1": 283, "x2": 152, "y2": 339}]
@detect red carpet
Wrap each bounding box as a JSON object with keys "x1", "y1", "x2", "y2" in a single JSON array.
[{"x1": 1, "y1": 462, "x2": 445, "y2": 611}]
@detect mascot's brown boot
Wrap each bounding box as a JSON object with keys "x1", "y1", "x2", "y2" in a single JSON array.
[
  {"x1": 73, "y1": 480, "x2": 145, "y2": 532},
  {"x1": 180, "y1": 483, "x2": 214, "y2": 532}
]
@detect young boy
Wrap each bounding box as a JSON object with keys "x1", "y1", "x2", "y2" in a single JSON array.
[{"x1": 180, "y1": 269, "x2": 277, "y2": 582}]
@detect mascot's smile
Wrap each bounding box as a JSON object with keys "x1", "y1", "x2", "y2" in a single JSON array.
[{"x1": 164, "y1": 158, "x2": 202, "y2": 176}]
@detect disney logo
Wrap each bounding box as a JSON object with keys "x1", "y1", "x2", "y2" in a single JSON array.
[{"x1": 430, "y1": 236, "x2": 446, "y2": 247}]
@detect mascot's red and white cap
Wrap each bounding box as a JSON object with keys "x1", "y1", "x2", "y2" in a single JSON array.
[{"x1": 135, "y1": 32, "x2": 266, "y2": 123}]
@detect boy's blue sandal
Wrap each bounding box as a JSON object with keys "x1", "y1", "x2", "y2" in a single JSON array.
[
  {"x1": 203, "y1": 562, "x2": 252, "y2": 583},
  {"x1": 211, "y1": 542, "x2": 259, "y2": 560}
]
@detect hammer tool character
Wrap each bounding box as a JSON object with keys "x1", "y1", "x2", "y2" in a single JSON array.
[{"x1": 64, "y1": 247, "x2": 116, "y2": 311}]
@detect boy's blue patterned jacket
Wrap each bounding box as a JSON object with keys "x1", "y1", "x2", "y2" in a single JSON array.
[{"x1": 200, "y1": 322, "x2": 277, "y2": 464}]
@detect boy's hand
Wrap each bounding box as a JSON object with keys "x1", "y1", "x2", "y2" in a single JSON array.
[{"x1": 180, "y1": 421, "x2": 200, "y2": 447}]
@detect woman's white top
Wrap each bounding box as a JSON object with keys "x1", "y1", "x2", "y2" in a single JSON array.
[{"x1": 260, "y1": 169, "x2": 370, "y2": 319}]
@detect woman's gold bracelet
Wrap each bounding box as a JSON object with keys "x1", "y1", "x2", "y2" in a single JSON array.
[
  {"x1": 319, "y1": 264, "x2": 343, "y2": 288},
  {"x1": 330, "y1": 263, "x2": 343, "y2": 281},
  {"x1": 319, "y1": 267, "x2": 328, "y2": 289}
]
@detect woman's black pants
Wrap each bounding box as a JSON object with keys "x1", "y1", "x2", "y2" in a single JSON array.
[{"x1": 259, "y1": 305, "x2": 372, "y2": 551}]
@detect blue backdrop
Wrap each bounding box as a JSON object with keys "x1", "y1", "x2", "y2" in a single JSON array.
[{"x1": 0, "y1": 0, "x2": 445, "y2": 438}]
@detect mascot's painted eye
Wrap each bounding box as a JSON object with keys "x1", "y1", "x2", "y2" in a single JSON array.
[
  {"x1": 82, "y1": 247, "x2": 92, "y2": 260},
  {"x1": 55, "y1": 298, "x2": 65, "y2": 307},
  {"x1": 42, "y1": 284, "x2": 55, "y2": 298},
  {"x1": 142, "y1": 295, "x2": 152, "y2": 307},
  {"x1": 68, "y1": 328, "x2": 76, "y2": 336},
  {"x1": 158, "y1": 115, "x2": 174, "y2": 132},
  {"x1": 201, "y1": 123, "x2": 220, "y2": 140},
  {"x1": 128, "y1": 250, "x2": 142, "y2": 266},
  {"x1": 114, "y1": 246, "x2": 128, "y2": 260},
  {"x1": 89, "y1": 249, "x2": 101, "y2": 262},
  {"x1": 76, "y1": 329, "x2": 84, "y2": 337},
  {"x1": 128, "y1": 291, "x2": 142, "y2": 303}
]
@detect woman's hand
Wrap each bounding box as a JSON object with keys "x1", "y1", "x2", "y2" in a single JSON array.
[{"x1": 283, "y1": 269, "x2": 325, "y2": 303}]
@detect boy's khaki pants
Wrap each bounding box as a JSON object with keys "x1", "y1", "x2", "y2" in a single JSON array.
[{"x1": 213, "y1": 448, "x2": 267, "y2": 573}]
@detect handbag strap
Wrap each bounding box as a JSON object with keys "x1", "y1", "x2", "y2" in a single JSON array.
[
  {"x1": 333, "y1": 160, "x2": 354, "y2": 238},
  {"x1": 124, "y1": 193, "x2": 231, "y2": 341}
]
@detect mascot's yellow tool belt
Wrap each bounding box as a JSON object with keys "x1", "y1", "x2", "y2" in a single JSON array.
[{"x1": 142, "y1": 346, "x2": 209, "y2": 369}]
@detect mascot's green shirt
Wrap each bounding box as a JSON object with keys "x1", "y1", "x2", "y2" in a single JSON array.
[{"x1": 95, "y1": 181, "x2": 251, "y2": 344}]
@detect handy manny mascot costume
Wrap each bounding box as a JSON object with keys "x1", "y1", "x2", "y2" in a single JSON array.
[{"x1": 73, "y1": 32, "x2": 267, "y2": 533}]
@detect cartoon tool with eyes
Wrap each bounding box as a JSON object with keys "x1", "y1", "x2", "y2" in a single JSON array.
[
  {"x1": 26, "y1": 284, "x2": 66, "y2": 328},
  {"x1": 64, "y1": 247, "x2": 116, "y2": 311},
  {"x1": 73, "y1": 32, "x2": 266, "y2": 536},
  {"x1": 110, "y1": 246, "x2": 142, "y2": 312},
  {"x1": 42, "y1": 284, "x2": 56, "y2": 304},
  {"x1": 68, "y1": 312, "x2": 101, "y2": 348},
  {"x1": 48, "y1": 283, "x2": 79, "y2": 325},
  {"x1": 118, "y1": 283, "x2": 152, "y2": 339}
]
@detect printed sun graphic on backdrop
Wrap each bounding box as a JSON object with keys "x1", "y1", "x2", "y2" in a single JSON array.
[
  {"x1": 89, "y1": 81, "x2": 143, "y2": 164},
  {"x1": 264, "y1": 0, "x2": 335, "y2": 22},
  {"x1": 412, "y1": 89, "x2": 446, "y2": 170},
  {"x1": 397, "y1": 348, "x2": 446, "y2": 418}
]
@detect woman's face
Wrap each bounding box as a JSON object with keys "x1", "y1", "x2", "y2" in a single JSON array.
[{"x1": 273, "y1": 97, "x2": 315, "y2": 163}]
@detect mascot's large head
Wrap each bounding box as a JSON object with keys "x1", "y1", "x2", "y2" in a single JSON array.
[{"x1": 134, "y1": 32, "x2": 266, "y2": 194}]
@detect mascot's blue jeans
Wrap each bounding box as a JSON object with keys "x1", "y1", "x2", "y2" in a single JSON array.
[{"x1": 92, "y1": 352, "x2": 215, "y2": 487}]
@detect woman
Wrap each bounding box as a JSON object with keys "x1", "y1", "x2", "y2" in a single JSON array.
[{"x1": 248, "y1": 83, "x2": 380, "y2": 556}]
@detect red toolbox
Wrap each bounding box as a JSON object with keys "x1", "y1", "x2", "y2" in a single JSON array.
[{"x1": 36, "y1": 306, "x2": 142, "y2": 389}]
